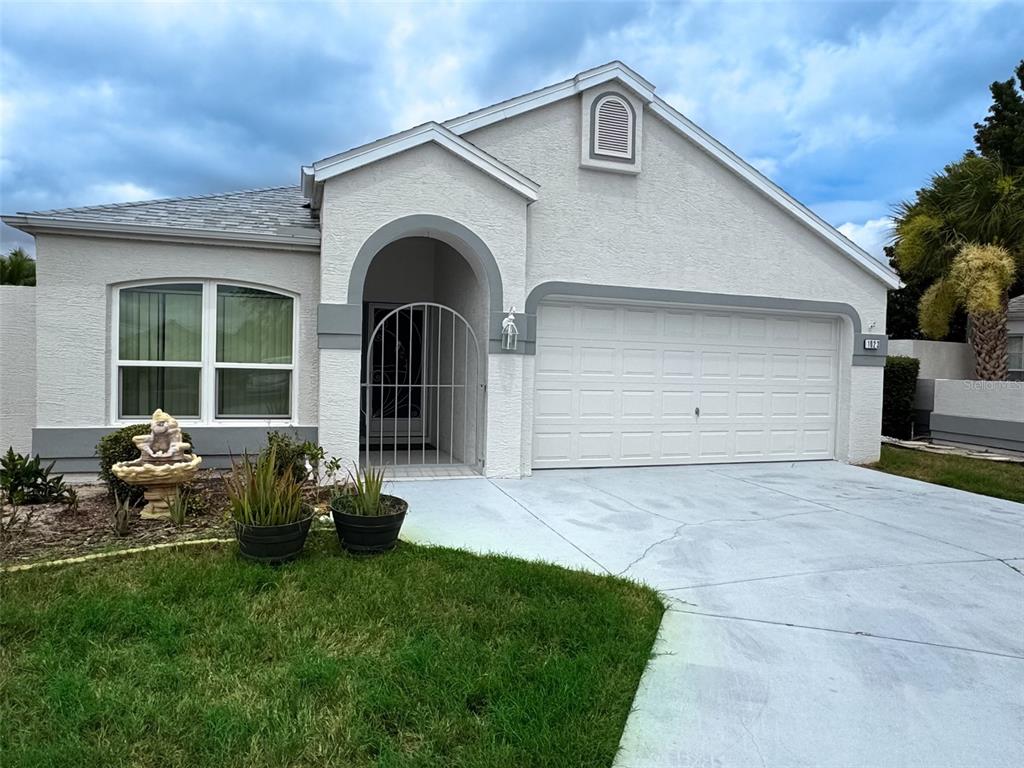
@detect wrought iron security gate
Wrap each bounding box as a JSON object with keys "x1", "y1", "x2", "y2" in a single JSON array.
[{"x1": 361, "y1": 302, "x2": 484, "y2": 470}]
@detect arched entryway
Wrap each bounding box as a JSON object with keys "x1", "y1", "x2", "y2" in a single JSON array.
[
  {"x1": 363, "y1": 302, "x2": 483, "y2": 472},
  {"x1": 354, "y1": 218, "x2": 498, "y2": 476}
]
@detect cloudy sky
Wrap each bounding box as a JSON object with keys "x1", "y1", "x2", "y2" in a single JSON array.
[{"x1": 2, "y1": 0, "x2": 1021, "y2": 259}]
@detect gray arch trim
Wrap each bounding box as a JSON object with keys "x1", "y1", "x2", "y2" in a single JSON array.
[
  {"x1": 521, "y1": 282, "x2": 886, "y2": 365},
  {"x1": 318, "y1": 214, "x2": 506, "y2": 349}
]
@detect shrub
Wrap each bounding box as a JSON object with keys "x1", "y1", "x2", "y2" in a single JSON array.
[
  {"x1": 882, "y1": 355, "x2": 920, "y2": 439},
  {"x1": 96, "y1": 425, "x2": 194, "y2": 506},
  {"x1": 0, "y1": 447, "x2": 75, "y2": 506},
  {"x1": 264, "y1": 431, "x2": 322, "y2": 484},
  {"x1": 225, "y1": 446, "x2": 308, "y2": 527}
]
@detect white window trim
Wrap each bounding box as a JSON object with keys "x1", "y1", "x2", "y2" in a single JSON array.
[{"x1": 110, "y1": 278, "x2": 300, "y2": 427}]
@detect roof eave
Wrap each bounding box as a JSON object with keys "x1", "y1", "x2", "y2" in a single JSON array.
[
  {"x1": 311, "y1": 123, "x2": 540, "y2": 203},
  {"x1": 1, "y1": 215, "x2": 321, "y2": 253},
  {"x1": 443, "y1": 61, "x2": 654, "y2": 136}
]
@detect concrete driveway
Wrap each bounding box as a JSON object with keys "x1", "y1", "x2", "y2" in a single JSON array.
[{"x1": 396, "y1": 460, "x2": 1024, "y2": 768}]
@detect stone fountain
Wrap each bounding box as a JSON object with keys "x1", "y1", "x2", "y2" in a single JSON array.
[{"x1": 111, "y1": 409, "x2": 202, "y2": 519}]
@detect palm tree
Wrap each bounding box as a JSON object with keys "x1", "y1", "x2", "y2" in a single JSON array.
[
  {"x1": 917, "y1": 244, "x2": 1016, "y2": 379},
  {"x1": 893, "y1": 154, "x2": 1023, "y2": 380},
  {"x1": 0, "y1": 248, "x2": 36, "y2": 286}
]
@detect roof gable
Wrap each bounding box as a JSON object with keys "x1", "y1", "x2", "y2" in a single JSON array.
[
  {"x1": 308, "y1": 122, "x2": 539, "y2": 202},
  {"x1": 305, "y1": 61, "x2": 899, "y2": 288}
]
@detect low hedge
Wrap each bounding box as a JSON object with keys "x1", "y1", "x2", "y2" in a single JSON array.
[
  {"x1": 96, "y1": 424, "x2": 194, "y2": 506},
  {"x1": 882, "y1": 355, "x2": 920, "y2": 439}
]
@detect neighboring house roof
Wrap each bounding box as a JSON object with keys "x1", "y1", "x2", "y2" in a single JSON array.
[
  {"x1": 1009, "y1": 294, "x2": 1024, "y2": 320},
  {"x1": 308, "y1": 122, "x2": 540, "y2": 202},
  {"x1": 2, "y1": 186, "x2": 319, "y2": 251}
]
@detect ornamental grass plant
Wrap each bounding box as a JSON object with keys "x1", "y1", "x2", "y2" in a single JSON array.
[
  {"x1": 225, "y1": 446, "x2": 308, "y2": 527},
  {"x1": 331, "y1": 463, "x2": 395, "y2": 517}
]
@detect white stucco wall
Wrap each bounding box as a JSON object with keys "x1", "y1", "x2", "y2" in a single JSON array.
[
  {"x1": 0, "y1": 286, "x2": 37, "y2": 455},
  {"x1": 33, "y1": 234, "x2": 320, "y2": 429},
  {"x1": 467, "y1": 95, "x2": 887, "y2": 328},
  {"x1": 320, "y1": 142, "x2": 529, "y2": 306},
  {"x1": 318, "y1": 142, "x2": 529, "y2": 475},
  {"x1": 933, "y1": 379, "x2": 1024, "y2": 422},
  {"x1": 888, "y1": 340, "x2": 975, "y2": 380},
  {"x1": 464, "y1": 93, "x2": 888, "y2": 465}
]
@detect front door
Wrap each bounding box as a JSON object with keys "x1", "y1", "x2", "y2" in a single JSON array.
[{"x1": 362, "y1": 303, "x2": 426, "y2": 446}]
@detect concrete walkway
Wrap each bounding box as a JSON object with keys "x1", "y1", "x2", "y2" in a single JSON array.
[{"x1": 397, "y1": 461, "x2": 1024, "y2": 768}]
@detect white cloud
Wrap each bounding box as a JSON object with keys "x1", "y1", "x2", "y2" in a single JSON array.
[
  {"x1": 84, "y1": 182, "x2": 160, "y2": 205},
  {"x1": 378, "y1": 6, "x2": 482, "y2": 132},
  {"x1": 837, "y1": 216, "x2": 893, "y2": 259}
]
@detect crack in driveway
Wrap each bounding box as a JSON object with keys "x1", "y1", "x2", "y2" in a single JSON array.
[
  {"x1": 659, "y1": 555, "x2": 1005, "y2": 591},
  {"x1": 666, "y1": 606, "x2": 1024, "y2": 660},
  {"x1": 485, "y1": 479, "x2": 612, "y2": 574}
]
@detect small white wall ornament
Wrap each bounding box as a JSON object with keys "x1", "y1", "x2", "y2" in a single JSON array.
[{"x1": 501, "y1": 306, "x2": 519, "y2": 351}]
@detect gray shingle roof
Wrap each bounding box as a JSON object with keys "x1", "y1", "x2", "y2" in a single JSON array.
[{"x1": 6, "y1": 186, "x2": 319, "y2": 246}]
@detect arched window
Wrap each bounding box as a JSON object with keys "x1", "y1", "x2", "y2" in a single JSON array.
[
  {"x1": 114, "y1": 281, "x2": 296, "y2": 422},
  {"x1": 592, "y1": 94, "x2": 634, "y2": 160}
]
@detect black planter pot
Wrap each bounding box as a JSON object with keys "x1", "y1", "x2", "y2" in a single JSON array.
[
  {"x1": 233, "y1": 516, "x2": 313, "y2": 564},
  {"x1": 331, "y1": 494, "x2": 408, "y2": 553}
]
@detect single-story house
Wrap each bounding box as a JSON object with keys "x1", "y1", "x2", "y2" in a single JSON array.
[{"x1": 1, "y1": 61, "x2": 899, "y2": 477}]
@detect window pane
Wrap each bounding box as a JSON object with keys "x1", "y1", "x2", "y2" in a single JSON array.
[
  {"x1": 217, "y1": 286, "x2": 293, "y2": 364},
  {"x1": 217, "y1": 369, "x2": 291, "y2": 418},
  {"x1": 120, "y1": 366, "x2": 200, "y2": 418},
  {"x1": 119, "y1": 284, "x2": 202, "y2": 361},
  {"x1": 1009, "y1": 336, "x2": 1023, "y2": 370}
]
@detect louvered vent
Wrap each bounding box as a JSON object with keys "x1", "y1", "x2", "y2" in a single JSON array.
[{"x1": 594, "y1": 96, "x2": 632, "y2": 158}]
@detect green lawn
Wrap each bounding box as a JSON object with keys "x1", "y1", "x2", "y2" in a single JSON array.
[
  {"x1": 0, "y1": 534, "x2": 663, "y2": 768},
  {"x1": 870, "y1": 444, "x2": 1024, "y2": 503}
]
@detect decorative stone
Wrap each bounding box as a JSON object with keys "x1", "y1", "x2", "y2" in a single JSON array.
[{"x1": 111, "y1": 410, "x2": 203, "y2": 519}]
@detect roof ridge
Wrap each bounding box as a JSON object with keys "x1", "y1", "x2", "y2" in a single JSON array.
[{"x1": 22, "y1": 185, "x2": 299, "y2": 216}]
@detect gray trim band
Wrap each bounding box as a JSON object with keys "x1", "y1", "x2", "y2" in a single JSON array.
[
  {"x1": 317, "y1": 303, "x2": 361, "y2": 333},
  {"x1": 522, "y1": 281, "x2": 871, "y2": 362},
  {"x1": 317, "y1": 305, "x2": 514, "y2": 351},
  {"x1": 852, "y1": 355, "x2": 886, "y2": 367},
  {"x1": 317, "y1": 332, "x2": 361, "y2": 350},
  {"x1": 930, "y1": 414, "x2": 1024, "y2": 443},
  {"x1": 317, "y1": 303, "x2": 362, "y2": 349},
  {"x1": 32, "y1": 426, "x2": 318, "y2": 472}
]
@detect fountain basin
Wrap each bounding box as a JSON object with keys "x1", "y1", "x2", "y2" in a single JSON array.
[{"x1": 112, "y1": 455, "x2": 203, "y2": 519}]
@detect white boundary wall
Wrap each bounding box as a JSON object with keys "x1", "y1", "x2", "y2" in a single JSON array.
[
  {"x1": 0, "y1": 286, "x2": 37, "y2": 455},
  {"x1": 888, "y1": 339, "x2": 974, "y2": 380},
  {"x1": 931, "y1": 379, "x2": 1024, "y2": 452}
]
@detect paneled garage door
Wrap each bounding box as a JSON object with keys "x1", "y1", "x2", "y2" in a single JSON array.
[{"x1": 532, "y1": 300, "x2": 840, "y2": 468}]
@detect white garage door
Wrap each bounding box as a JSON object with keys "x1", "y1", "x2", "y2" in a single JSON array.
[{"x1": 532, "y1": 300, "x2": 840, "y2": 468}]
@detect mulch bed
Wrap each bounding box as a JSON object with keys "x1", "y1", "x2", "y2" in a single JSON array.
[{"x1": 0, "y1": 472, "x2": 234, "y2": 566}]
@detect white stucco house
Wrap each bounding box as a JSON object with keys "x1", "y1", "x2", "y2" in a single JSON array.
[{"x1": 1, "y1": 61, "x2": 898, "y2": 477}]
